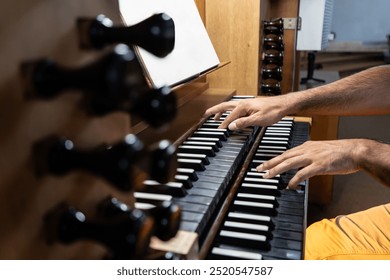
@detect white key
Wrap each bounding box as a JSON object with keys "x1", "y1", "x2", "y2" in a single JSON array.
[
  {"x1": 234, "y1": 200, "x2": 274, "y2": 210},
  {"x1": 198, "y1": 128, "x2": 228, "y2": 132},
  {"x1": 262, "y1": 137, "x2": 290, "y2": 141},
  {"x1": 224, "y1": 221, "x2": 269, "y2": 232},
  {"x1": 211, "y1": 247, "x2": 262, "y2": 260},
  {"x1": 220, "y1": 230, "x2": 267, "y2": 242},
  {"x1": 237, "y1": 192, "x2": 276, "y2": 202},
  {"x1": 246, "y1": 171, "x2": 280, "y2": 178},
  {"x1": 261, "y1": 140, "x2": 288, "y2": 145},
  {"x1": 134, "y1": 192, "x2": 172, "y2": 201},
  {"x1": 228, "y1": 212, "x2": 272, "y2": 223},
  {"x1": 242, "y1": 182, "x2": 278, "y2": 190},
  {"x1": 258, "y1": 145, "x2": 287, "y2": 150},
  {"x1": 244, "y1": 177, "x2": 279, "y2": 184},
  {"x1": 264, "y1": 132, "x2": 290, "y2": 137},
  {"x1": 135, "y1": 202, "x2": 155, "y2": 210}
]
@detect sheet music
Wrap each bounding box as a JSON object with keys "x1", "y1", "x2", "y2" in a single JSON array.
[{"x1": 119, "y1": 0, "x2": 220, "y2": 88}]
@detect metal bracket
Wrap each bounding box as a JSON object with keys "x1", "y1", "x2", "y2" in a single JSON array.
[{"x1": 283, "y1": 17, "x2": 301, "y2": 30}]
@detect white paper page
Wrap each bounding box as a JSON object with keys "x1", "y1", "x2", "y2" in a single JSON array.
[{"x1": 119, "y1": 0, "x2": 220, "y2": 88}]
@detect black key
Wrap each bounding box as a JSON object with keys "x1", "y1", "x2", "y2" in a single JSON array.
[
  {"x1": 193, "y1": 181, "x2": 223, "y2": 192},
  {"x1": 262, "y1": 247, "x2": 301, "y2": 260},
  {"x1": 174, "y1": 201, "x2": 209, "y2": 214}
]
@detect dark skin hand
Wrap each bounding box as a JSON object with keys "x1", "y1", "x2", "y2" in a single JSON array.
[
  {"x1": 256, "y1": 139, "x2": 362, "y2": 189},
  {"x1": 203, "y1": 66, "x2": 390, "y2": 189}
]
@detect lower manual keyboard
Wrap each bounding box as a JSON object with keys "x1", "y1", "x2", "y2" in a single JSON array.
[{"x1": 207, "y1": 118, "x2": 310, "y2": 260}]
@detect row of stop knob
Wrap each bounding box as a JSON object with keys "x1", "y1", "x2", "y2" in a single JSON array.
[
  {"x1": 260, "y1": 18, "x2": 284, "y2": 96},
  {"x1": 19, "y1": 13, "x2": 182, "y2": 258}
]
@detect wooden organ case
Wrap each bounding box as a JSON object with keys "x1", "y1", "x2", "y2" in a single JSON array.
[{"x1": 0, "y1": 0, "x2": 312, "y2": 260}]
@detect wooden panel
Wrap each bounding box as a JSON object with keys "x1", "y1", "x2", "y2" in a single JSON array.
[
  {"x1": 194, "y1": 0, "x2": 206, "y2": 23},
  {"x1": 205, "y1": 0, "x2": 269, "y2": 95},
  {"x1": 194, "y1": 0, "x2": 207, "y2": 83},
  {"x1": 0, "y1": 0, "x2": 136, "y2": 259},
  {"x1": 308, "y1": 116, "x2": 339, "y2": 205},
  {"x1": 204, "y1": 0, "x2": 300, "y2": 95}
]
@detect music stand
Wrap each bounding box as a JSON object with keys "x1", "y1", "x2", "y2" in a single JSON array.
[{"x1": 300, "y1": 51, "x2": 325, "y2": 84}]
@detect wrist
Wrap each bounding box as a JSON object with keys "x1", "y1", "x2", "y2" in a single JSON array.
[
  {"x1": 353, "y1": 139, "x2": 376, "y2": 170},
  {"x1": 282, "y1": 91, "x2": 305, "y2": 116}
]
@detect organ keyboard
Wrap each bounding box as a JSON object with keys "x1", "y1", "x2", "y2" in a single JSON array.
[{"x1": 136, "y1": 96, "x2": 310, "y2": 260}]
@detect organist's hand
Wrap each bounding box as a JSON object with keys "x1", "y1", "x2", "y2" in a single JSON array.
[
  {"x1": 256, "y1": 140, "x2": 362, "y2": 189},
  {"x1": 203, "y1": 96, "x2": 293, "y2": 130}
]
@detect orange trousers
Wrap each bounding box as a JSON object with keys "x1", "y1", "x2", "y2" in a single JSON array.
[{"x1": 305, "y1": 203, "x2": 390, "y2": 260}]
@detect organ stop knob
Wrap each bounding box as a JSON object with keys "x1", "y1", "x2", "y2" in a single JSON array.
[
  {"x1": 33, "y1": 134, "x2": 177, "y2": 191},
  {"x1": 262, "y1": 64, "x2": 282, "y2": 81},
  {"x1": 20, "y1": 44, "x2": 176, "y2": 127},
  {"x1": 263, "y1": 49, "x2": 284, "y2": 66},
  {"x1": 44, "y1": 203, "x2": 154, "y2": 259},
  {"x1": 77, "y1": 13, "x2": 175, "y2": 58},
  {"x1": 98, "y1": 196, "x2": 181, "y2": 241},
  {"x1": 263, "y1": 18, "x2": 284, "y2": 35},
  {"x1": 261, "y1": 79, "x2": 281, "y2": 96},
  {"x1": 263, "y1": 34, "x2": 284, "y2": 51}
]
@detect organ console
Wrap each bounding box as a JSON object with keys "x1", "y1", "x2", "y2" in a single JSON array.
[
  {"x1": 139, "y1": 97, "x2": 309, "y2": 260},
  {"x1": 0, "y1": 0, "x2": 310, "y2": 261}
]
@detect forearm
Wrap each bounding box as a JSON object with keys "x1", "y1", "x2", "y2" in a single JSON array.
[
  {"x1": 285, "y1": 65, "x2": 390, "y2": 116},
  {"x1": 356, "y1": 139, "x2": 390, "y2": 187}
]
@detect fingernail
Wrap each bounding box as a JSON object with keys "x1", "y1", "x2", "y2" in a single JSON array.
[
  {"x1": 262, "y1": 170, "x2": 270, "y2": 178},
  {"x1": 228, "y1": 122, "x2": 238, "y2": 130},
  {"x1": 256, "y1": 164, "x2": 264, "y2": 172}
]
